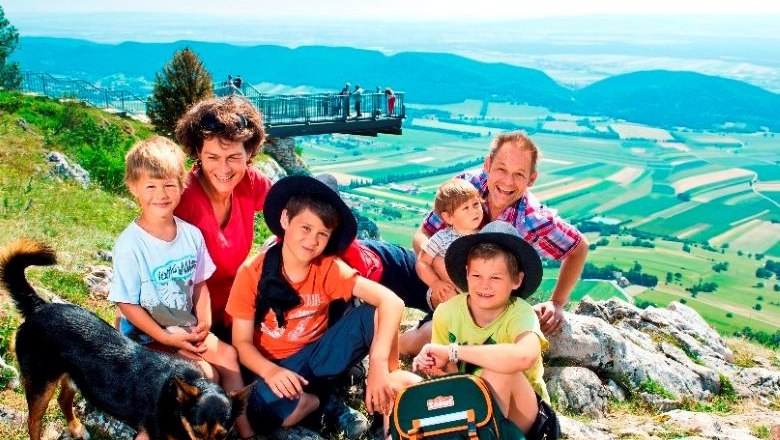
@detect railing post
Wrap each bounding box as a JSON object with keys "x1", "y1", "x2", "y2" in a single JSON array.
[{"x1": 41, "y1": 75, "x2": 47, "y2": 96}]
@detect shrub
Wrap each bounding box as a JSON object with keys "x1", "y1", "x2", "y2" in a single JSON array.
[{"x1": 147, "y1": 47, "x2": 214, "y2": 136}]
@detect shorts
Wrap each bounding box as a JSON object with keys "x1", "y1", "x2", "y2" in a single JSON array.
[{"x1": 525, "y1": 393, "x2": 561, "y2": 440}]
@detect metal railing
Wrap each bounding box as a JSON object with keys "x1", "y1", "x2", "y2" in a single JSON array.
[
  {"x1": 20, "y1": 72, "x2": 405, "y2": 132},
  {"x1": 215, "y1": 86, "x2": 405, "y2": 126},
  {"x1": 20, "y1": 72, "x2": 148, "y2": 115}
]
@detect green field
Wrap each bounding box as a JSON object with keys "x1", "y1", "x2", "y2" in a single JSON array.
[
  {"x1": 319, "y1": 101, "x2": 780, "y2": 256},
  {"x1": 587, "y1": 237, "x2": 780, "y2": 334},
  {"x1": 301, "y1": 99, "x2": 780, "y2": 341},
  {"x1": 532, "y1": 278, "x2": 630, "y2": 303}
]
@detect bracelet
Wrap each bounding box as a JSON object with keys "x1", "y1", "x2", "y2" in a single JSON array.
[{"x1": 448, "y1": 342, "x2": 459, "y2": 364}]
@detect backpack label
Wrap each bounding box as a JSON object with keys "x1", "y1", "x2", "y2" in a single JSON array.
[{"x1": 426, "y1": 395, "x2": 455, "y2": 411}]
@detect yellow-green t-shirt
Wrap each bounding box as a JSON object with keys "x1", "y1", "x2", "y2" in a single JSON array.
[{"x1": 431, "y1": 294, "x2": 550, "y2": 403}]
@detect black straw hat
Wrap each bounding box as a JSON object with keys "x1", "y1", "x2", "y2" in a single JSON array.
[
  {"x1": 444, "y1": 220, "x2": 543, "y2": 298},
  {"x1": 263, "y1": 174, "x2": 357, "y2": 255}
]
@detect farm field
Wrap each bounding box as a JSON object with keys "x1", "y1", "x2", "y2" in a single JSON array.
[
  {"x1": 584, "y1": 236, "x2": 780, "y2": 334},
  {"x1": 309, "y1": 101, "x2": 779, "y2": 256},
  {"x1": 533, "y1": 278, "x2": 630, "y2": 303},
  {"x1": 302, "y1": 99, "x2": 779, "y2": 339}
]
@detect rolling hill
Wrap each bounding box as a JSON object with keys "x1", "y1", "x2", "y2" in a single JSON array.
[
  {"x1": 13, "y1": 37, "x2": 780, "y2": 130},
  {"x1": 577, "y1": 70, "x2": 780, "y2": 131}
]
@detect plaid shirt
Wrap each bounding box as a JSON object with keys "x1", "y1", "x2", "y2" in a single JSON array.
[{"x1": 422, "y1": 171, "x2": 583, "y2": 261}]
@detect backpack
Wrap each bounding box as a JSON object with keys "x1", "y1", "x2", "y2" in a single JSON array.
[{"x1": 390, "y1": 374, "x2": 525, "y2": 440}]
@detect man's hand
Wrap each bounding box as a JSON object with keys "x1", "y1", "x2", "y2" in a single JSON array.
[
  {"x1": 534, "y1": 301, "x2": 564, "y2": 335},
  {"x1": 264, "y1": 365, "x2": 309, "y2": 399},
  {"x1": 365, "y1": 366, "x2": 394, "y2": 415}
]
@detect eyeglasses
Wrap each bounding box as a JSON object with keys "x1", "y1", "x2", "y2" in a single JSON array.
[{"x1": 199, "y1": 112, "x2": 248, "y2": 133}]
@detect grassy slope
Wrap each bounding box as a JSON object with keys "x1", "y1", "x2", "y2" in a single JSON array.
[{"x1": 0, "y1": 93, "x2": 149, "y2": 438}]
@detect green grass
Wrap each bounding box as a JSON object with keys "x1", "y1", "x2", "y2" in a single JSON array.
[{"x1": 532, "y1": 278, "x2": 630, "y2": 303}]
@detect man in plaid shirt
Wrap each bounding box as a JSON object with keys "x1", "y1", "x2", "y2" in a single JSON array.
[{"x1": 401, "y1": 131, "x2": 588, "y2": 355}]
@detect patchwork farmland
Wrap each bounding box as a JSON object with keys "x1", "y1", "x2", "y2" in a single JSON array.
[
  {"x1": 305, "y1": 105, "x2": 778, "y2": 256},
  {"x1": 303, "y1": 99, "x2": 780, "y2": 337}
]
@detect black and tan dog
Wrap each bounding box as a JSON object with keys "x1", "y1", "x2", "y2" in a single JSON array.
[{"x1": 0, "y1": 239, "x2": 249, "y2": 440}]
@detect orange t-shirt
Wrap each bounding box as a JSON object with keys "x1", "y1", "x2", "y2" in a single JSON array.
[{"x1": 226, "y1": 251, "x2": 358, "y2": 360}]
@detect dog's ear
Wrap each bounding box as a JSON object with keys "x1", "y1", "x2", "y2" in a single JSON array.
[
  {"x1": 173, "y1": 375, "x2": 201, "y2": 404},
  {"x1": 229, "y1": 382, "x2": 254, "y2": 418}
]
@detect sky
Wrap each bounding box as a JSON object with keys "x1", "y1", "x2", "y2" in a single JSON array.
[{"x1": 7, "y1": 0, "x2": 780, "y2": 21}]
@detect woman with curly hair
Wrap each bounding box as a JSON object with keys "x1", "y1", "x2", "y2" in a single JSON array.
[{"x1": 174, "y1": 95, "x2": 272, "y2": 340}]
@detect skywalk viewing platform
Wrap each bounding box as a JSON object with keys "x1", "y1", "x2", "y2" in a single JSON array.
[
  {"x1": 215, "y1": 83, "x2": 405, "y2": 138},
  {"x1": 20, "y1": 72, "x2": 405, "y2": 138}
]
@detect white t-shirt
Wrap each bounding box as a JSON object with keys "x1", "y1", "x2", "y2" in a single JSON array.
[{"x1": 109, "y1": 216, "x2": 215, "y2": 343}]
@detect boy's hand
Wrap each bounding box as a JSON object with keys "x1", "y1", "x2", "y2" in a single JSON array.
[
  {"x1": 430, "y1": 281, "x2": 457, "y2": 308},
  {"x1": 265, "y1": 365, "x2": 308, "y2": 400},
  {"x1": 413, "y1": 343, "x2": 448, "y2": 372},
  {"x1": 165, "y1": 331, "x2": 207, "y2": 354},
  {"x1": 190, "y1": 322, "x2": 210, "y2": 345},
  {"x1": 365, "y1": 367, "x2": 394, "y2": 415}
]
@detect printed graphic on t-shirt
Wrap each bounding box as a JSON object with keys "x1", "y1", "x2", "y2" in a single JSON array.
[
  {"x1": 140, "y1": 256, "x2": 198, "y2": 327},
  {"x1": 260, "y1": 292, "x2": 324, "y2": 340}
]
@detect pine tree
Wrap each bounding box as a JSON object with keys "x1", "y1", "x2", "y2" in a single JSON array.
[
  {"x1": 0, "y1": 5, "x2": 22, "y2": 90},
  {"x1": 146, "y1": 48, "x2": 213, "y2": 136}
]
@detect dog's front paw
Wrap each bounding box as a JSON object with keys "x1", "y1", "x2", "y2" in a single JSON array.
[{"x1": 68, "y1": 421, "x2": 90, "y2": 440}]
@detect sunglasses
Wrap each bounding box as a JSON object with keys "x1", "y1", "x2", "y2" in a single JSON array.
[{"x1": 199, "y1": 112, "x2": 248, "y2": 132}]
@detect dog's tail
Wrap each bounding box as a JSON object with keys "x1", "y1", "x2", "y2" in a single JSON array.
[{"x1": 0, "y1": 239, "x2": 56, "y2": 317}]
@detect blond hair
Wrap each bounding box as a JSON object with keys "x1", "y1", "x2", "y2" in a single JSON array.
[
  {"x1": 124, "y1": 136, "x2": 187, "y2": 188},
  {"x1": 433, "y1": 178, "x2": 480, "y2": 216},
  {"x1": 487, "y1": 131, "x2": 541, "y2": 172}
]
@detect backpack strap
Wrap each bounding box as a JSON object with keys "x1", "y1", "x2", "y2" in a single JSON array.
[
  {"x1": 254, "y1": 243, "x2": 301, "y2": 328},
  {"x1": 466, "y1": 409, "x2": 478, "y2": 440}
]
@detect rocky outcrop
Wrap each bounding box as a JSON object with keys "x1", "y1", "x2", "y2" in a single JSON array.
[
  {"x1": 45, "y1": 151, "x2": 90, "y2": 188},
  {"x1": 84, "y1": 265, "x2": 113, "y2": 299},
  {"x1": 255, "y1": 155, "x2": 288, "y2": 183},
  {"x1": 263, "y1": 137, "x2": 309, "y2": 176},
  {"x1": 544, "y1": 297, "x2": 780, "y2": 439}
]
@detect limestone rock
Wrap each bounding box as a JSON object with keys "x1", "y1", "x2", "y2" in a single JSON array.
[
  {"x1": 263, "y1": 137, "x2": 308, "y2": 175},
  {"x1": 254, "y1": 156, "x2": 287, "y2": 183},
  {"x1": 558, "y1": 415, "x2": 614, "y2": 440},
  {"x1": 45, "y1": 151, "x2": 90, "y2": 188},
  {"x1": 546, "y1": 366, "x2": 609, "y2": 418},
  {"x1": 84, "y1": 265, "x2": 113, "y2": 299}
]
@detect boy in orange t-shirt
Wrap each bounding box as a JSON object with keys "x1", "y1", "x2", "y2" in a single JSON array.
[{"x1": 227, "y1": 175, "x2": 415, "y2": 437}]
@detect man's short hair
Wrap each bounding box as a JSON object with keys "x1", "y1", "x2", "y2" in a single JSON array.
[
  {"x1": 174, "y1": 95, "x2": 266, "y2": 160},
  {"x1": 284, "y1": 195, "x2": 341, "y2": 231},
  {"x1": 466, "y1": 242, "x2": 521, "y2": 281},
  {"x1": 434, "y1": 178, "x2": 481, "y2": 216},
  {"x1": 124, "y1": 135, "x2": 187, "y2": 188},
  {"x1": 487, "y1": 131, "x2": 541, "y2": 172}
]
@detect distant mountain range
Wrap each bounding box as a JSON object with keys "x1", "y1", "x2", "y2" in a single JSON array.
[{"x1": 13, "y1": 37, "x2": 780, "y2": 131}]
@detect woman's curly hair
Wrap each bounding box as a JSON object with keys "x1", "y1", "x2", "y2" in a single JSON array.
[{"x1": 175, "y1": 95, "x2": 266, "y2": 160}]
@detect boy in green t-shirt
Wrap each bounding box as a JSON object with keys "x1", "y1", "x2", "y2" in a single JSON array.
[{"x1": 413, "y1": 220, "x2": 560, "y2": 440}]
